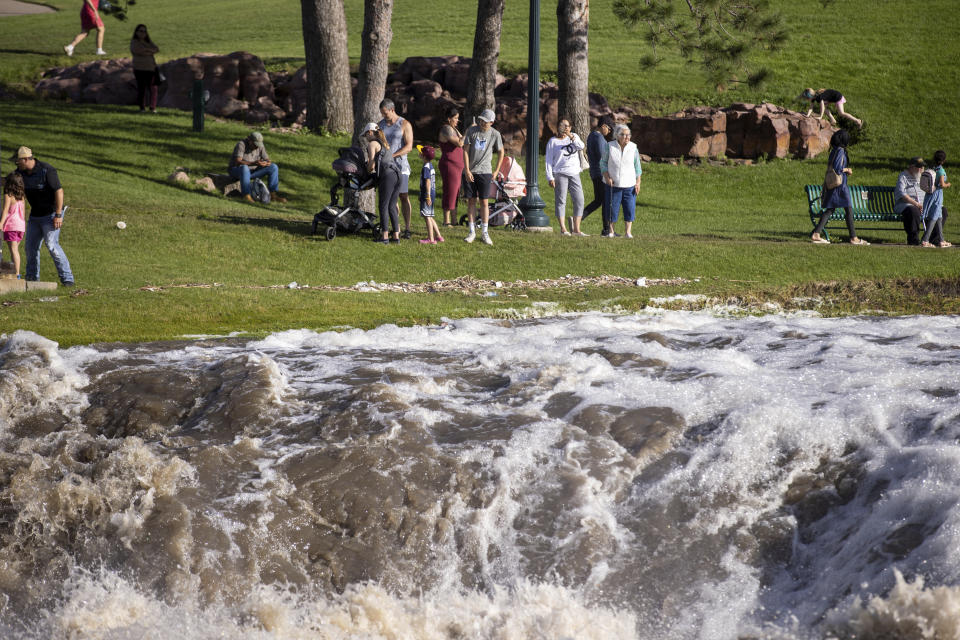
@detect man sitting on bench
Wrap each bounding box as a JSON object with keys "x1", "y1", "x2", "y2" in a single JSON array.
[{"x1": 895, "y1": 157, "x2": 946, "y2": 245}]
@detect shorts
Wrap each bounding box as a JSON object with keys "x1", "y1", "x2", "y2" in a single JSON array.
[
  {"x1": 466, "y1": 173, "x2": 493, "y2": 200},
  {"x1": 399, "y1": 172, "x2": 409, "y2": 194},
  {"x1": 3, "y1": 230, "x2": 23, "y2": 242},
  {"x1": 420, "y1": 204, "x2": 435, "y2": 218}
]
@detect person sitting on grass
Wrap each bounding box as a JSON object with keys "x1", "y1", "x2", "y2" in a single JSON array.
[{"x1": 228, "y1": 132, "x2": 287, "y2": 204}]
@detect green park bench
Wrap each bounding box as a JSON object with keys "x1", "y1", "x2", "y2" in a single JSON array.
[{"x1": 805, "y1": 184, "x2": 900, "y2": 240}]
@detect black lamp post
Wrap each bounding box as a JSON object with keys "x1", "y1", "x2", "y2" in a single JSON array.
[{"x1": 518, "y1": 0, "x2": 550, "y2": 230}]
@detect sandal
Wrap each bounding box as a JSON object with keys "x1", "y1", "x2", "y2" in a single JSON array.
[
  {"x1": 811, "y1": 238, "x2": 830, "y2": 244},
  {"x1": 850, "y1": 238, "x2": 871, "y2": 245},
  {"x1": 922, "y1": 241, "x2": 936, "y2": 248},
  {"x1": 938, "y1": 241, "x2": 953, "y2": 248}
]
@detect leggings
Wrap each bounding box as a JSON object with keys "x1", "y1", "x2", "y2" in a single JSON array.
[
  {"x1": 813, "y1": 207, "x2": 855, "y2": 238},
  {"x1": 582, "y1": 175, "x2": 609, "y2": 231},
  {"x1": 134, "y1": 69, "x2": 159, "y2": 110},
  {"x1": 378, "y1": 168, "x2": 401, "y2": 234}
]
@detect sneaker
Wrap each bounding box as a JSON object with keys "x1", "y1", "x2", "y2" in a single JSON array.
[
  {"x1": 243, "y1": 194, "x2": 255, "y2": 204},
  {"x1": 401, "y1": 230, "x2": 412, "y2": 239},
  {"x1": 61, "y1": 281, "x2": 75, "y2": 288},
  {"x1": 63, "y1": 44, "x2": 74, "y2": 56},
  {"x1": 464, "y1": 231, "x2": 476, "y2": 243},
  {"x1": 374, "y1": 237, "x2": 389, "y2": 244},
  {"x1": 271, "y1": 192, "x2": 288, "y2": 203},
  {"x1": 575, "y1": 231, "x2": 589, "y2": 237},
  {"x1": 481, "y1": 233, "x2": 493, "y2": 246},
  {"x1": 95, "y1": 48, "x2": 107, "y2": 55},
  {"x1": 625, "y1": 233, "x2": 634, "y2": 239},
  {"x1": 561, "y1": 231, "x2": 572, "y2": 236}
]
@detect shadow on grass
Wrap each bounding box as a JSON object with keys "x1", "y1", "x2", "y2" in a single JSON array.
[
  {"x1": 212, "y1": 214, "x2": 314, "y2": 236},
  {"x1": 0, "y1": 49, "x2": 54, "y2": 56}
]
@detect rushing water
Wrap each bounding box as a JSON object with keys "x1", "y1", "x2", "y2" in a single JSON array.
[{"x1": 2, "y1": 311, "x2": 960, "y2": 639}]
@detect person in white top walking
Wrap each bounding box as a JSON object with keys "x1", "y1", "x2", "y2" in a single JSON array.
[
  {"x1": 545, "y1": 119, "x2": 587, "y2": 236},
  {"x1": 599, "y1": 124, "x2": 642, "y2": 238}
]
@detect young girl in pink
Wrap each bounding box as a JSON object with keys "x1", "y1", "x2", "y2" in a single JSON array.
[{"x1": 1, "y1": 173, "x2": 26, "y2": 279}]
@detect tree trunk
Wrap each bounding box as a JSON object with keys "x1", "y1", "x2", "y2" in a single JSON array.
[
  {"x1": 353, "y1": 0, "x2": 393, "y2": 214},
  {"x1": 354, "y1": 0, "x2": 393, "y2": 143},
  {"x1": 300, "y1": 0, "x2": 353, "y2": 134},
  {"x1": 557, "y1": 0, "x2": 590, "y2": 139},
  {"x1": 465, "y1": 0, "x2": 504, "y2": 126}
]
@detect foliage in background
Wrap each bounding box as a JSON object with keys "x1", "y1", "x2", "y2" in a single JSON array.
[{"x1": 611, "y1": 0, "x2": 787, "y2": 89}]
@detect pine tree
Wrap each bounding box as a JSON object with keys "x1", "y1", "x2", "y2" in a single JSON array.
[{"x1": 612, "y1": 0, "x2": 787, "y2": 89}]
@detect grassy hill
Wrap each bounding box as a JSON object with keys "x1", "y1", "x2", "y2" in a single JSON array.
[{"x1": 0, "y1": 0, "x2": 956, "y2": 345}]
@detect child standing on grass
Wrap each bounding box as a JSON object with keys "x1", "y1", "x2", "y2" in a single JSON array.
[
  {"x1": 418, "y1": 145, "x2": 444, "y2": 245},
  {"x1": 0, "y1": 173, "x2": 26, "y2": 279},
  {"x1": 921, "y1": 150, "x2": 952, "y2": 247}
]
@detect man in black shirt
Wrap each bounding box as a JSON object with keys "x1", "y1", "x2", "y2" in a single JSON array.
[{"x1": 13, "y1": 147, "x2": 75, "y2": 286}]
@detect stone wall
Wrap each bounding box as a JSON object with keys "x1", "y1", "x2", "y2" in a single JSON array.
[
  {"x1": 35, "y1": 53, "x2": 834, "y2": 160},
  {"x1": 631, "y1": 103, "x2": 836, "y2": 161}
]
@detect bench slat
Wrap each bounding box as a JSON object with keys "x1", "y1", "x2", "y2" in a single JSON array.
[{"x1": 806, "y1": 184, "x2": 901, "y2": 239}]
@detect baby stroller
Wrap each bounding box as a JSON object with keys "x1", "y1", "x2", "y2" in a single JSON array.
[
  {"x1": 459, "y1": 155, "x2": 528, "y2": 231},
  {"x1": 312, "y1": 146, "x2": 379, "y2": 241}
]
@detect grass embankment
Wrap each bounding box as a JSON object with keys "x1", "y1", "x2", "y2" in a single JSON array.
[{"x1": 0, "y1": 1, "x2": 957, "y2": 346}]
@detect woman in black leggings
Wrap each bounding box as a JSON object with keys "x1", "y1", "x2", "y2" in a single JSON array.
[{"x1": 811, "y1": 130, "x2": 869, "y2": 245}]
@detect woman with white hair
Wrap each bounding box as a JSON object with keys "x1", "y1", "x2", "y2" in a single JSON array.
[{"x1": 599, "y1": 124, "x2": 642, "y2": 238}]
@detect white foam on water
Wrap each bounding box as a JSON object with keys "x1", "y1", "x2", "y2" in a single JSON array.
[
  {"x1": 26, "y1": 568, "x2": 636, "y2": 640},
  {"x1": 6, "y1": 312, "x2": 960, "y2": 638}
]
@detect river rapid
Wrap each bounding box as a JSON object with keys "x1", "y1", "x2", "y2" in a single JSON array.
[{"x1": 2, "y1": 311, "x2": 960, "y2": 639}]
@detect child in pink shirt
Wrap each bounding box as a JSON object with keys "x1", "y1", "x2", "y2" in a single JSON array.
[{"x1": 1, "y1": 173, "x2": 27, "y2": 278}]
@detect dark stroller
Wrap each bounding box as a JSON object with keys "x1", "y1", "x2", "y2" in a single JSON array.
[
  {"x1": 312, "y1": 146, "x2": 379, "y2": 241},
  {"x1": 458, "y1": 155, "x2": 527, "y2": 231}
]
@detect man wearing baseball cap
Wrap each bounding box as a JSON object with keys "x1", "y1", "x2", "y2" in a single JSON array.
[
  {"x1": 895, "y1": 156, "x2": 944, "y2": 246},
  {"x1": 463, "y1": 107, "x2": 505, "y2": 246},
  {"x1": 228, "y1": 131, "x2": 287, "y2": 204},
  {"x1": 13, "y1": 147, "x2": 75, "y2": 287}
]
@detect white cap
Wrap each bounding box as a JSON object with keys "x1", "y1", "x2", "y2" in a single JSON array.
[
  {"x1": 362, "y1": 122, "x2": 378, "y2": 133},
  {"x1": 478, "y1": 109, "x2": 495, "y2": 123}
]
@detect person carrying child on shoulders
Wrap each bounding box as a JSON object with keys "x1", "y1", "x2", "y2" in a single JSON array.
[{"x1": 417, "y1": 145, "x2": 444, "y2": 245}]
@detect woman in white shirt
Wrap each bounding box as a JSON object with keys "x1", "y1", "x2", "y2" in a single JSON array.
[
  {"x1": 599, "y1": 124, "x2": 642, "y2": 238},
  {"x1": 545, "y1": 119, "x2": 586, "y2": 236}
]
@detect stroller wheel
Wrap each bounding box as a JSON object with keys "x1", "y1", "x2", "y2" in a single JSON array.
[
  {"x1": 325, "y1": 226, "x2": 336, "y2": 241},
  {"x1": 372, "y1": 223, "x2": 382, "y2": 237},
  {"x1": 458, "y1": 214, "x2": 469, "y2": 226},
  {"x1": 311, "y1": 215, "x2": 321, "y2": 235}
]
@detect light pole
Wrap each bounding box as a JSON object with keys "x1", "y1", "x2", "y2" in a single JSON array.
[{"x1": 519, "y1": 0, "x2": 550, "y2": 230}]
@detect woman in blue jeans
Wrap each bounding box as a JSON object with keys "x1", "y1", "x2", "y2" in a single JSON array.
[{"x1": 599, "y1": 125, "x2": 642, "y2": 238}]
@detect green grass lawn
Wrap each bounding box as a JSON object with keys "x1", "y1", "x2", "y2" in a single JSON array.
[{"x1": 0, "y1": 1, "x2": 957, "y2": 345}]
